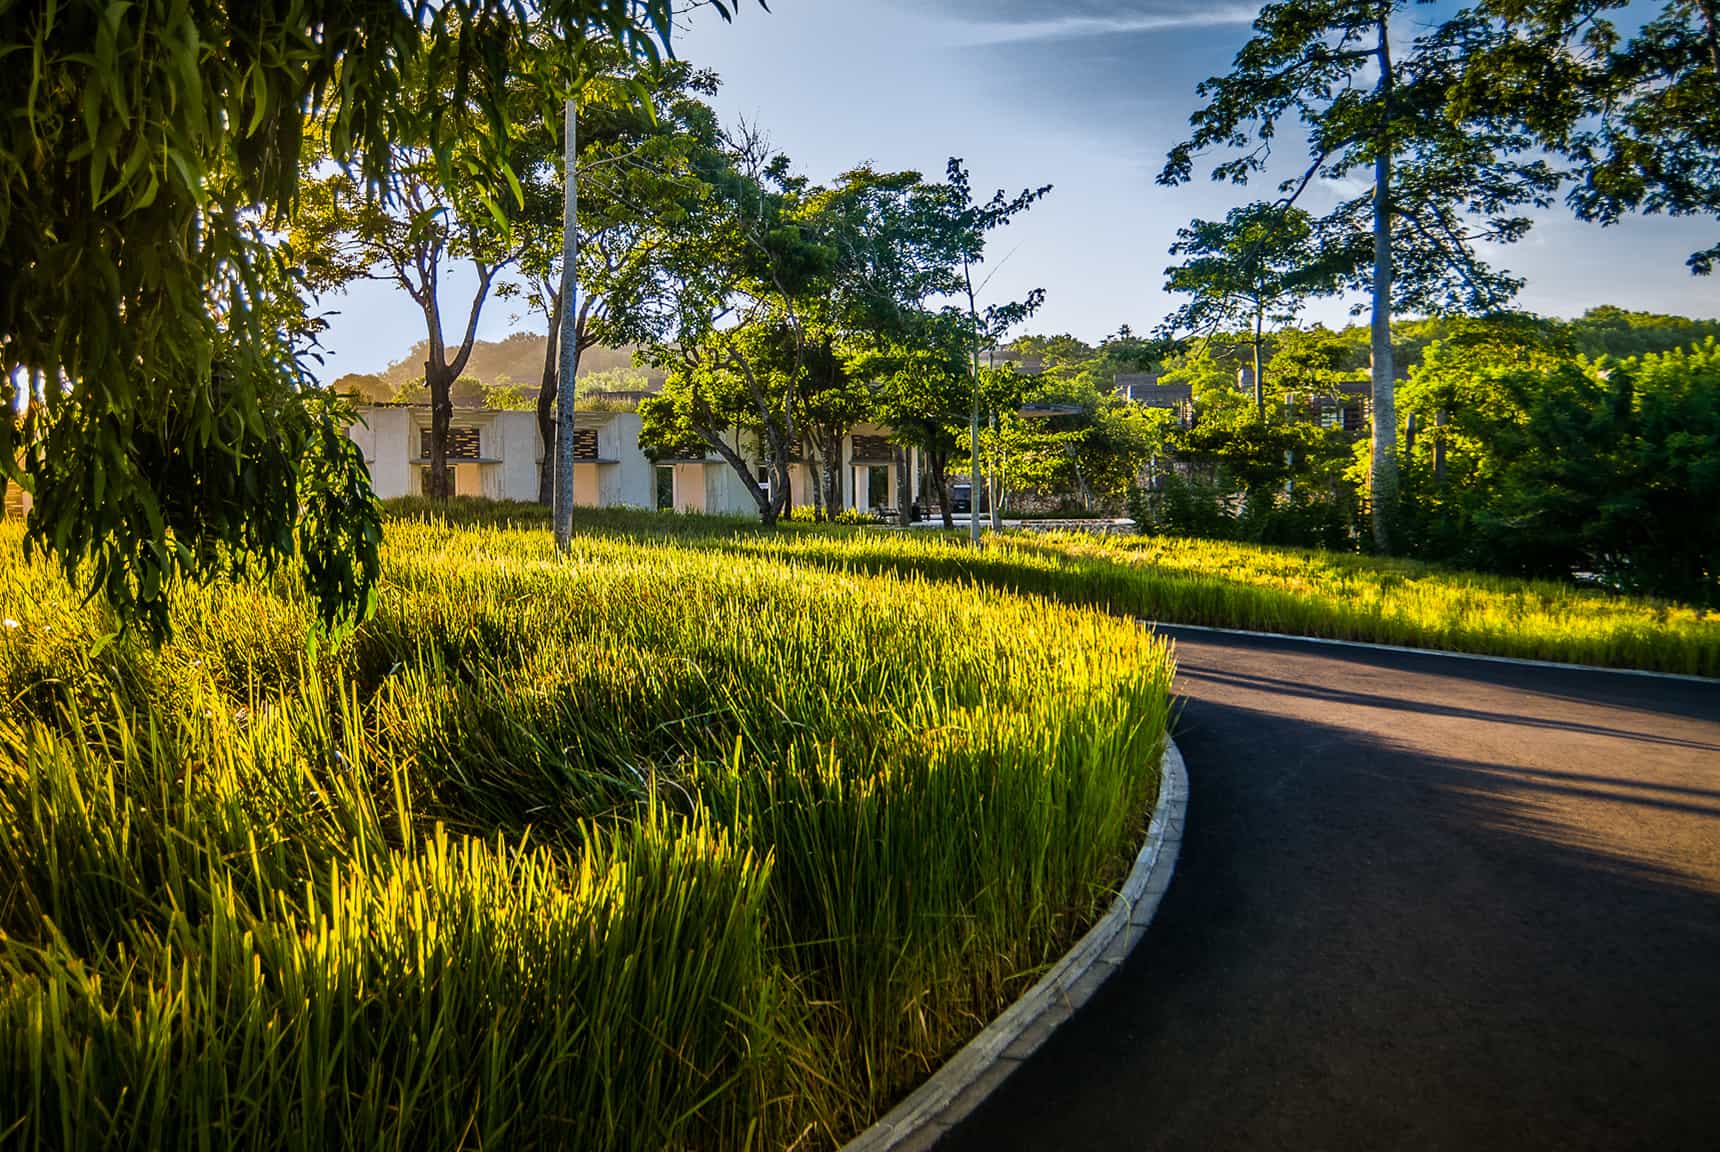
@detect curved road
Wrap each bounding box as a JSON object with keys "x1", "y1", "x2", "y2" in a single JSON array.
[{"x1": 940, "y1": 627, "x2": 1720, "y2": 1151}]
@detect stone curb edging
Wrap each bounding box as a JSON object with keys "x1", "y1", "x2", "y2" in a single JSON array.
[
  {"x1": 1146, "y1": 621, "x2": 1720, "y2": 684},
  {"x1": 840, "y1": 736, "x2": 1189, "y2": 1152}
]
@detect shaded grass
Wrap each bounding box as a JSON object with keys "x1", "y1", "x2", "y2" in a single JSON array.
[
  {"x1": 0, "y1": 520, "x2": 1172, "y2": 1150},
  {"x1": 381, "y1": 500, "x2": 1719, "y2": 676}
]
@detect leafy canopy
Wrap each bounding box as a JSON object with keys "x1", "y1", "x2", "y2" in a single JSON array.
[{"x1": 0, "y1": 0, "x2": 742, "y2": 632}]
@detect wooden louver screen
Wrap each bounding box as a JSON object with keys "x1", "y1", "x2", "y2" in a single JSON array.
[
  {"x1": 421, "y1": 427, "x2": 482, "y2": 460},
  {"x1": 572, "y1": 428, "x2": 599, "y2": 460},
  {"x1": 850, "y1": 435, "x2": 892, "y2": 463}
]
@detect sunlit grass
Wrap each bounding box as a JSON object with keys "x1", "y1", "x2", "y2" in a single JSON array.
[
  {"x1": 382, "y1": 500, "x2": 1717, "y2": 676},
  {"x1": 0, "y1": 518, "x2": 1172, "y2": 1150}
]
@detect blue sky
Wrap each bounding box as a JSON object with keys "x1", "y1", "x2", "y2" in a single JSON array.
[{"x1": 314, "y1": 0, "x2": 1720, "y2": 377}]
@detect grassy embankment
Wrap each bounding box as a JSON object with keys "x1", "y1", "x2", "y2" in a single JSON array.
[
  {"x1": 0, "y1": 519, "x2": 1173, "y2": 1150},
  {"x1": 385, "y1": 498, "x2": 1717, "y2": 676}
]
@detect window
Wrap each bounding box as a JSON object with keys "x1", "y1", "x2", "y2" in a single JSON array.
[
  {"x1": 655, "y1": 465, "x2": 675, "y2": 511},
  {"x1": 420, "y1": 427, "x2": 481, "y2": 460},
  {"x1": 867, "y1": 465, "x2": 889, "y2": 508}
]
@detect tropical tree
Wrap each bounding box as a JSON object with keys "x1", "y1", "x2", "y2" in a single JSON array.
[
  {"x1": 936, "y1": 159, "x2": 1051, "y2": 540},
  {"x1": 294, "y1": 105, "x2": 523, "y2": 500},
  {"x1": 634, "y1": 131, "x2": 835, "y2": 525},
  {"x1": 1399, "y1": 334, "x2": 1720, "y2": 601},
  {"x1": 1454, "y1": 0, "x2": 1720, "y2": 274},
  {"x1": 1161, "y1": 203, "x2": 1342, "y2": 419},
  {"x1": 872, "y1": 312, "x2": 975, "y2": 529},
  {"x1": 1160, "y1": 0, "x2": 1561, "y2": 551},
  {"x1": 0, "y1": 0, "x2": 747, "y2": 630}
]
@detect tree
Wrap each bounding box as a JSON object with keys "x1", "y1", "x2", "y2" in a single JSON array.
[
  {"x1": 0, "y1": 0, "x2": 748, "y2": 630},
  {"x1": 639, "y1": 143, "x2": 968, "y2": 525},
  {"x1": 795, "y1": 164, "x2": 976, "y2": 519},
  {"x1": 1160, "y1": 203, "x2": 1342, "y2": 419},
  {"x1": 1456, "y1": 0, "x2": 1720, "y2": 274},
  {"x1": 872, "y1": 313, "x2": 974, "y2": 529},
  {"x1": 331, "y1": 373, "x2": 398, "y2": 405},
  {"x1": 633, "y1": 131, "x2": 833, "y2": 525},
  {"x1": 1398, "y1": 335, "x2": 1720, "y2": 601},
  {"x1": 937, "y1": 159, "x2": 1051, "y2": 541},
  {"x1": 1161, "y1": 0, "x2": 1560, "y2": 551},
  {"x1": 293, "y1": 50, "x2": 539, "y2": 503}
]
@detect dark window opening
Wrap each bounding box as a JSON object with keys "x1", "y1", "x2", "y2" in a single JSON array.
[
  {"x1": 420, "y1": 426, "x2": 481, "y2": 460},
  {"x1": 867, "y1": 465, "x2": 889, "y2": 508}
]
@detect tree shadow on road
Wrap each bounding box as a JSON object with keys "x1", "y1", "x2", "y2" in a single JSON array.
[{"x1": 941, "y1": 691, "x2": 1720, "y2": 1152}]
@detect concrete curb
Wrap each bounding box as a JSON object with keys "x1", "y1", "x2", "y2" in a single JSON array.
[
  {"x1": 1146, "y1": 621, "x2": 1720, "y2": 684},
  {"x1": 840, "y1": 736, "x2": 1189, "y2": 1152}
]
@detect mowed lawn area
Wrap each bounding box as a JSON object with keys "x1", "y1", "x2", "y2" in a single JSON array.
[{"x1": 0, "y1": 516, "x2": 1172, "y2": 1150}]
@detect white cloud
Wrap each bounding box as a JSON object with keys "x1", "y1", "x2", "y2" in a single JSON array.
[{"x1": 959, "y1": 5, "x2": 1259, "y2": 46}]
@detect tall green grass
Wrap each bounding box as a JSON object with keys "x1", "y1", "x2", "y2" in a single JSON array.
[
  {"x1": 382, "y1": 500, "x2": 1718, "y2": 675},
  {"x1": 0, "y1": 520, "x2": 1172, "y2": 1149}
]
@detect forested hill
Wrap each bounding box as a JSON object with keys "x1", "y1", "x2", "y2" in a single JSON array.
[
  {"x1": 1008, "y1": 307, "x2": 1720, "y2": 390},
  {"x1": 330, "y1": 334, "x2": 665, "y2": 403},
  {"x1": 1564, "y1": 307, "x2": 1720, "y2": 358}
]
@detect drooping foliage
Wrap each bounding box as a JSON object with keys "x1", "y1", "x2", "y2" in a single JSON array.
[{"x1": 0, "y1": 0, "x2": 734, "y2": 632}]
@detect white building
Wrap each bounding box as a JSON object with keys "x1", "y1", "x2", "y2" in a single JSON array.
[
  {"x1": 348, "y1": 405, "x2": 655, "y2": 507},
  {"x1": 347, "y1": 406, "x2": 920, "y2": 517}
]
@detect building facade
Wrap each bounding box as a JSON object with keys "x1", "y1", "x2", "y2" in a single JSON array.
[
  {"x1": 346, "y1": 407, "x2": 917, "y2": 518},
  {"x1": 348, "y1": 406, "x2": 654, "y2": 507}
]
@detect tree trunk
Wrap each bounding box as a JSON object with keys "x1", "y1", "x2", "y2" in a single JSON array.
[
  {"x1": 770, "y1": 446, "x2": 792, "y2": 524},
  {"x1": 701, "y1": 425, "x2": 776, "y2": 525},
  {"x1": 1253, "y1": 304, "x2": 1265, "y2": 422},
  {"x1": 823, "y1": 430, "x2": 842, "y2": 517},
  {"x1": 536, "y1": 291, "x2": 562, "y2": 507},
  {"x1": 929, "y1": 449, "x2": 954, "y2": 531},
  {"x1": 428, "y1": 362, "x2": 452, "y2": 501},
  {"x1": 810, "y1": 439, "x2": 825, "y2": 520},
  {"x1": 966, "y1": 262, "x2": 983, "y2": 546},
  {"x1": 1369, "y1": 4, "x2": 1398, "y2": 553},
  {"x1": 988, "y1": 411, "x2": 1003, "y2": 531},
  {"x1": 894, "y1": 445, "x2": 911, "y2": 527},
  {"x1": 554, "y1": 97, "x2": 579, "y2": 551}
]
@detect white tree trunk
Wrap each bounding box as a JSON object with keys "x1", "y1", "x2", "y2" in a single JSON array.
[
  {"x1": 1369, "y1": 6, "x2": 1398, "y2": 553},
  {"x1": 554, "y1": 98, "x2": 580, "y2": 551}
]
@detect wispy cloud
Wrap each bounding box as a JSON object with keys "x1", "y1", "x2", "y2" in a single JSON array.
[{"x1": 959, "y1": 4, "x2": 1259, "y2": 46}]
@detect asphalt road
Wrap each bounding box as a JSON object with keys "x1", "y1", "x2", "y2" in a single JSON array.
[{"x1": 939, "y1": 627, "x2": 1720, "y2": 1152}]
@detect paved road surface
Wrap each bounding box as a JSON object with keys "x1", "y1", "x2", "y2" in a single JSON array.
[{"x1": 940, "y1": 628, "x2": 1720, "y2": 1151}]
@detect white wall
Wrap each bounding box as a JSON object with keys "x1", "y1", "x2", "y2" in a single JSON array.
[
  {"x1": 351, "y1": 407, "x2": 413, "y2": 499},
  {"x1": 599, "y1": 412, "x2": 653, "y2": 508},
  {"x1": 705, "y1": 461, "x2": 762, "y2": 517},
  {"x1": 493, "y1": 412, "x2": 541, "y2": 502}
]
